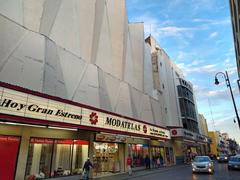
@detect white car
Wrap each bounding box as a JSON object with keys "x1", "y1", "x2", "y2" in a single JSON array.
[{"x1": 192, "y1": 156, "x2": 214, "y2": 174}]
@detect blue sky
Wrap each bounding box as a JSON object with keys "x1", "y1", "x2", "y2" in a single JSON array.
[{"x1": 126, "y1": 0, "x2": 240, "y2": 143}]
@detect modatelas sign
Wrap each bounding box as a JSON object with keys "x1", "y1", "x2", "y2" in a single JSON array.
[{"x1": 0, "y1": 87, "x2": 170, "y2": 139}]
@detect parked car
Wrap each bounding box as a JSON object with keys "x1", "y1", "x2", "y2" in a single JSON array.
[
  {"x1": 192, "y1": 156, "x2": 214, "y2": 174},
  {"x1": 228, "y1": 155, "x2": 240, "y2": 170},
  {"x1": 217, "y1": 154, "x2": 228, "y2": 163}
]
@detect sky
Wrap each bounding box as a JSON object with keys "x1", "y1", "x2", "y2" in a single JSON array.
[{"x1": 126, "y1": 0, "x2": 240, "y2": 143}]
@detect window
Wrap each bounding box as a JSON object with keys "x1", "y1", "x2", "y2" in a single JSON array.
[{"x1": 25, "y1": 138, "x2": 88, "y2": 179}]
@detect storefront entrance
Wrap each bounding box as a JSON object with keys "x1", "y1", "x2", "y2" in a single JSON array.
[
  {"x1": 25, "y1": 138, "x2": 89, "y2": 179},
  {"x1": 0, "y1": 135, "x2": 20, "y2": 180},
  {"x1": 93, "y1": 142, "x2": 123, "y2": 177},
  {"x1": 128, "y1": 144, "x2": 149, "y2": 167}
]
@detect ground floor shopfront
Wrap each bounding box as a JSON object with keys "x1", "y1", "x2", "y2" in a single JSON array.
[
  {"x1": 0, "y1": 82, "x2": 171, "y2": 180},
  {"x1": 170, "y1": 127, "x2": 211, "y2": 165}
]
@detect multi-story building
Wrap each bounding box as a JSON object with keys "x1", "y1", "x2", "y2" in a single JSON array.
[
  {"x1": 145, "y1": 36, "x2": 209, "y2": 164},
  {"x1": 198, "y1": 114, "x2": 211, "y2": 155},
  {"x1": 229, "y1": 0, "x2": 240, "y2": 78},
  {"x1": 208, "y1": 131, "x2": 220, "y2": 157},
  {"x1": 0, "y1": 1, "x2": 174, "y2": 179}
]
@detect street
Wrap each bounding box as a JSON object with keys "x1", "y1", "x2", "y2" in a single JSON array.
[
  {"x1": 97, "y1": 163, "x2": 240, "y2": 180},
  {"x1": 135, "y1": 164, "x2": 240, "y2": 180}
]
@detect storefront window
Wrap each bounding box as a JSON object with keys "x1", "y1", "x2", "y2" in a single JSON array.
[
  {"x1": 93, "y1": 142, "x2": 120, "y2": 176},
  {"x1": 128, "y1": 144, "x2": 149, "y2": 167},
  {"x1": 25, "y1": 138, "x2": 88, "y2": 179}
]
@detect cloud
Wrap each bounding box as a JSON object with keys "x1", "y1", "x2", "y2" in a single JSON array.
[
  {"x1": 209, "y1": 32, "x2": 218, "y2": 38},
  {"x1": 177, "y1": 62, "x2": 218, "y2": 75},
  {"x1": 193, "y1": 18, "x2": 230, "y2": 26}
]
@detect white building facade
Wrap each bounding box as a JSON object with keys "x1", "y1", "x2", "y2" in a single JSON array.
[{"x1": 0, "y1": 1, "x2": 173, "y2": 179}]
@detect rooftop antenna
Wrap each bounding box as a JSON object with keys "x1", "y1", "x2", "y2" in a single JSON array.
[{"x1": 208, "y1": 98, "x2": 216, "y2": 130}]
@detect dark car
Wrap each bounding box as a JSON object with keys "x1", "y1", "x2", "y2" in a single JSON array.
[
  {"x1": 217, "y1": 154, "x2": 228, "y2": 163},
  {"x1": 228, "y1": 155, "x2": 240, "y2": 170}
]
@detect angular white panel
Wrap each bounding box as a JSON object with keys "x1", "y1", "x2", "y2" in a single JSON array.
[
  {"x1": 90, "y1": 0, "x2": 104, "y2": 64},
  {"x1": 95, "y1": 4, "x2": 113, "y2": 76},
  {"x1": 50, "y1": 0, "x2": 81, "y2": 57},
  {"x1": 23, "y1": 0, "x2": 44, "y2": 32},
  {"x1": 114, "y1": 82, "x2": 133, "y2": 117},
  {"x1": 39, "y1": 0, "x2": 61, "y2": 36},
  {"x1": 77, "y1": 0, "x2": 96, "y2": 63},
  {"x1": 43, "y1": 39, "x2": 67, "y2": 99},
  {"x1": 0, "y1": 31, "x2": 45, "y2": 91},
  {"x1": 73, "y1": 64, "x2": 100, "y2": 108},
  {"x1": 58, "y1": 47, "x2": 87, "y2": 99},
  {"x1": 129, "y1": 86, "x2": 142, "y2": 119},
  {"x1": 150, "y1": 98, "x2": 165, "y2": 126},
  {"x1": 105, "y1": 0, "x2": 125, "y2": 79},
  {"x1": 144, "y1": 43, "x2": 154, "y2": 97},
  {"x1": 140, "y1": 94, "x2": 154, "y2": 124},
  {"x1": 129, "y1": 23, "x2": 144, "y2": 91},
  {"x1": 124, "y1": 31, "x2": 136, "y2": 87},
  {"x1": 0, "y1": 15, "x2": 26, "y2": 68},
  {"x1": 98, "y1": 69, "x2": 121, "y2": 112},
  {"x1": 0, "y1": 0, "x2": 23, "y2": 24}
]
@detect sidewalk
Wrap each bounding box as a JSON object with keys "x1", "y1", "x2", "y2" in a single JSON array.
[{"x1": 95, "y1": 164, "x2": 189, "y2": 180}]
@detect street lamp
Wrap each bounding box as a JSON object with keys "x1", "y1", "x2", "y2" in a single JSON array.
[{"x1": 214, "y1": 71, "x2": 240, "y2": 129}]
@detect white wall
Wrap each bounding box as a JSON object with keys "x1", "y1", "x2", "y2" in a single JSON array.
[{"x1": 0, "y1": 0, "x2": 169, "y2": 128}]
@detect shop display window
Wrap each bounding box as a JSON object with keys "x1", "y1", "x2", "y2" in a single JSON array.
[
  {"x1": 128, "y1": 144, "x2": 149, "y2": 167},
  {"x1": 93, "y1": 142, "x2": 120, "y2": 176},
  {"x1": 25, "y1": 138, "x2": 88, "y2": 179}
]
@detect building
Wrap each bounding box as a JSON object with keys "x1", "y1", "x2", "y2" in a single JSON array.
[
  {"x1": 198, "y1": 114, "x2": 211, "y2": 155},
  {"x1": 229, "y1": 0, "x2": 240, "y2": 78},
  {"x1": 145, "y1": 36, "x2": 209, "y2": 164},
  {"x1": 0, "y1": 1, "x2": 172, "y2": 179},
  {"x1": 208, "y1": 131, "x2": 220, "y2": 157}
]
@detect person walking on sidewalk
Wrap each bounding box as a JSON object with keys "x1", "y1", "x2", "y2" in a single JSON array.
[
  {"x1": 83, "y1": 157, "x2": 93, "y2": 180},
  {"x1": 127, "y1": 155, "x2": 133, "y2": 176},
  {"x1": 144, "y1": 155, "x2": 151, "y2": 169}
]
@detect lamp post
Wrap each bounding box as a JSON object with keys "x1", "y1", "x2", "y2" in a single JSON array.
[{"x1": 214, "y1": 71, "x2": 240, "y2": 129}]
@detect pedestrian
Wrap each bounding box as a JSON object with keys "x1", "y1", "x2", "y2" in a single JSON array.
[
  {"x1": 156, "y1": 156, "x2": 161, "y2": 168},
  {"x1": 127, "y1": 155, "x2": 133, "y2": 176},
  {"x1": 144, "y1": 155, "x2": 151, "y2": 169},
  {"x1": 83, "y1": 157, "x2": 93, "y2": 180}
]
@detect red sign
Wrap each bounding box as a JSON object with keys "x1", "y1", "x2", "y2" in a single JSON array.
[
  {"x1": 89, "y1": 112, "x2": 98, "y2": 125},
  {"x1": 143, "y1": 125, "x2": 147, "y2": 133},
  {"x1": 172, "y1": 129, "x2": 177, "y2": 136}
]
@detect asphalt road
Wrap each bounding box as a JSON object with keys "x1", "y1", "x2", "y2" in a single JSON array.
[{"x1": 129, "y1": 163, "x2": 240, "y2": 180}]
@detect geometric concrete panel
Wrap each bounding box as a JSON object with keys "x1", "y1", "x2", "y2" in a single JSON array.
[
  {"x1": 98, "y1": 68, "x2": 121, "y2": 112},
  {"x1": 43, "y1": 39, "x2": 67, "y2": 99},
  {"x1": 129, "y1": 23, "x2": 144, "y2": 91},
  {"x1": 123, "y1": 32, "x2": 136, "y2": 88},
  {"x1": 23, "y1": 0, "x2": 45, "y2": 32},
  {"x1": 95, "y1": 4, "x2": 113, "y2": 77},
  {"x1": 105, "y1": 0, "x2": 125, "y2": 79},
  {"x1": 0, "y1": 15, "x2": 26, "y2": 69},
  {"x1": 0, "y1": 31, "x2": 45, "y2": 92},
  {"x1": 58, "y1": 47, "x2": 87, "y2": 99},
  {"x1": 140, "y1": 94, "x2": 154, "y2": 124},
  {"x1": 115, "y1": 82, "x2": 133, "y2": 118},
  {"x1": 0, "y1": 0, "x2": 23, "y2": 25},
  {"x1": 98, "y1": 68, "x2": 112, "y2": 111},
  {"x1": 150, "y1": 98, "x2": 165, "y2": 126},
  {"x1": 129, "y1": 86, "x2": 142, "y2": 119},
  {"x1": 73, "y1": 64, "x2": 100, "y2": 108},
  {"x1": 144, "y1": 43, "x2": 154, "y2": 97},
  {"x1": 50, "y1": 0, "x2": 81, "y2": 58},
  {"x1": 77, "y1": 0, "x2": 96, "y2": 63},
  {"x1": 39, "y1": 0, "x2": 61, "y2": 36}
]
